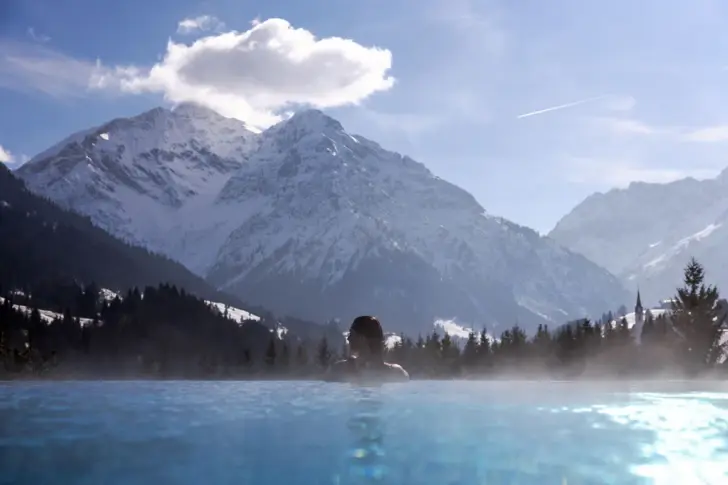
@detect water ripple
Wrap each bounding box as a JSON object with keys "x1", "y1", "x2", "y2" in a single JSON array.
[{"x1": 0, "y1": 381, "x2": 727, "y2": 484}]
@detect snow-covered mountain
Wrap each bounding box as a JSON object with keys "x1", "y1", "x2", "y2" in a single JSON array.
[
  {"x1": 16, "y1": 104, "x2": 629, "y2": 334},
  {"x1": 549, "y1": 170, "x2": 728, "y2": 304},
  {"x1": 17, "y1": 103, "x2": 258, "y2": 272}
]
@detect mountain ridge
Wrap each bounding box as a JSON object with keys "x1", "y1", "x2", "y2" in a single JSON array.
[
  {"x1": 16, "y1": 104, "x2": 629, "y2": 333},
  {"x1": 550, "y1": 170, "x2": 728, "y2": 304}
]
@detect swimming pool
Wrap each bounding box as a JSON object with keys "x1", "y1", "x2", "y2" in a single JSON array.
[{"x1": 1, "y1": 381, "x2": 727, "y2": 484}]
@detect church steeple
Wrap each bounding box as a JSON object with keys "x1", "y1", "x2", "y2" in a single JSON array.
[
  {"x1": 635, "y1": 289, "x2": 643, "y2": 313},
  {"x1": 635, "y1": 289, "x2": 644, "y2": 326}
]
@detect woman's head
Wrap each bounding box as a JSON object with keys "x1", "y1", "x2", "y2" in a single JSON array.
[{"x1": 348, "y1": 315, "x2": 385, "y2": 358}]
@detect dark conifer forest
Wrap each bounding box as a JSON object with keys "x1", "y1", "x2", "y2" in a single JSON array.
[{"x1": 1, "y1": 259, "x2": 726, "y2": 380}]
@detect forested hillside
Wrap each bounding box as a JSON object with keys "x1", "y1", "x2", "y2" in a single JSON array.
[{"x1": 0, "y1": 164, "x2": 238, "y2": 305}]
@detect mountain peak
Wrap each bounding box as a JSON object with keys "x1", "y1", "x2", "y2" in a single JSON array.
[
  {"x1": 718, "y1": 166, "x2": 728, "y2": 183},
  {"x1": 171, "y1": 102, "x2": 224, "y2": 120},
  {"x1": 283, "y1": 108, "x2": 344, "y2": 133}
]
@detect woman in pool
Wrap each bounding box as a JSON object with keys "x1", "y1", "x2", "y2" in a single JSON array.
[{"x1": 326, "y1": 316, "x2": 410, "y2": 382}]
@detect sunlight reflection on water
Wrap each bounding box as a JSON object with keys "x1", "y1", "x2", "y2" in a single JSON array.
[{"x1": 596, "y1": 393, "x2": 728, "y2": 484}]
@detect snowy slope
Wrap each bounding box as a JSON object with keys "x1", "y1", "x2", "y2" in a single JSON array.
[
  {"x1": 16, "y1": 103, "x2": 259, "y2": 273},
  {"x1": 0, "y1": 292, "x2": 287, "y2": 340},
  {"x1": 549, "y1": 170, "x2": 728, "y2": 302},
  {"x1": 0, "y1": 296, "x2": 95, "y2": 326},
  {"x1": 17, "y1": 105, "x2": 629, "y2": 335},
  {"x1": 206, "y1": 110, "x2": 628, "y2": 332},
  {"x1": 205, "y1": 299, "x2": 292, "y2": 338}
]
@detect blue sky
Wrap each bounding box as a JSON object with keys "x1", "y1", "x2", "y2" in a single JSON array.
[{"x1": 2, "y1": 0, "x2": 728, "y2": 233}]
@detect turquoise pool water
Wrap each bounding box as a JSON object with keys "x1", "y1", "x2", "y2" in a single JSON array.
[{"x1": 1, "y1": 381, "x2": 727, "y2": 484}]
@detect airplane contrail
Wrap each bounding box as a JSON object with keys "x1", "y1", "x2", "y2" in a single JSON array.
[{"x1": 516, "y1": 95, "x2": 606, "y2": 119}]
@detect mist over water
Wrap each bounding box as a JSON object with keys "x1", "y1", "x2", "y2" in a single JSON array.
[{"x1": 1, "y1": 381, "x2": 727, "y2": 484}]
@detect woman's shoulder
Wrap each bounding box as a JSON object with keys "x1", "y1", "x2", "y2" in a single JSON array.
[
  {"x1": 324, "y1": 358, "x2": 357, "y2": 381},
  {"x1": 383, "y1": 362, "x2": 410, "y2": 381}
]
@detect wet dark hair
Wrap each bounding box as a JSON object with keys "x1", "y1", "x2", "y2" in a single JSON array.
[{"x1": 349, "y1": 315, "x2": 385, "y2": 355}]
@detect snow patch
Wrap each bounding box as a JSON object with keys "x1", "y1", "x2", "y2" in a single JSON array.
[
  {"x1": 676, "y1": 223, "x2": 721, "y2": 248},
  {"x1": 384, "y1": 333, "x2": 402, "y2": 349},
  {"x1": 205, "y1": 300, "x2": 261, "y2": 323},
  {"x1": 434, "y1": 319, "x2": 477, "y2": 340},
  {"x1": 100, "y1": 288, "x2": 120, "y2": 301},
  {"x1": 0, "y1": 297, "x2": 96, "y2": 326},
  {"x1": 644, "y1": 223, "x2": 722, "y2": 271}
]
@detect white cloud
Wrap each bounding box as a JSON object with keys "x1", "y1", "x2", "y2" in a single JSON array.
[
  {"x1": 592, "y1": 117, "x2": 662, "y2": 136},
  {"x1": 593, "y1": 117, "x2": 728, "y2": 143},
  {"x1": 682, "y1": 125, "x2": 728, "y2": 142},
  {"x1": 565, "y1": 156, "x2": 719, "y2": 188},
  {"x1": 92, "y1": 18, "x2": 394, "y2": 129},
  {"x1": 177, "y1": 15, "x2": 225, "y2": 35},
  {"x1": 0, "y1": 41, "x2": 101, "y2": 98},
  {"x1": 586, "y1": 109, "x2": 728, "y2": 142},
  {"x1": 0, "y1": 145, "x2": 14, "y2": 164},
  {"x1": 2, "y1": 19, "x2": 394, "y2": 129}
]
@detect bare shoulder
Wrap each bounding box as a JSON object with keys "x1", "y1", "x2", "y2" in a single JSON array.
[
  {"x1": 324, "y1": 359, "x2": 353, "y2": 381},
  {"x1": 384, "y1": 362, "x2": 410, "y2": 381}
]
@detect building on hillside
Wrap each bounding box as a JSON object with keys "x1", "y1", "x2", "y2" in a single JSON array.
[
  {"x1": 658, "y1": 299, "x2": 676, "y2": 310},
  {"x1": 630, "y1": 291, "x2": 728, "y2": 362}
]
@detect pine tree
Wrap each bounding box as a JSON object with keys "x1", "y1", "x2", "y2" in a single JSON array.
[
  {"x1": 617, "y1": 316, "x2": 632, "y2": 345},
  {"x1": 671, "y1": 258, "x2": 726, "y2": 370},
  {"x1": 478, "y1": 329, "x2": 491, "y2": 351},
  {"x1": 617, "y1": 305, "x2": 628, "y2": 317},
  {"x1": 462, "y1": 331, "x2": 478, "y2": 368},
  {"x1": 296, "y1": 344, "x2": 308, "y2": 368},
  {"x1": 640, "y1": 311, "x2": 655, "y2": 345},
  {"x1": 555, "y1": 325, "x2": 576, "y2": 364},
  {"x1": 441, "y1": 333, "x2": 455, "y2": 359},
  {"x1": 317, "y1": 337, "x2": 331, "y2": 368},
  {"x1": 280, "y1": 342, "x2": 290, "y2": 370},
  {"x1": 654, "y1": 314, "x2": 672, "y2": 343},
  {"x1": 532, "y1": 324, "x2": 552, "y2": 361},
  {"x1": 426, "y1": 330, "x2": 441, "y2": 364}
]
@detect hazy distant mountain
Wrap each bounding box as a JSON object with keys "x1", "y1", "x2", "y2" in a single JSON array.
[
  {"x1": 16, "y1": 104, "x2": 629, "y2": 334},
  {"x1": 550, "y1": 170, "x2": 728, "y2": 304}
]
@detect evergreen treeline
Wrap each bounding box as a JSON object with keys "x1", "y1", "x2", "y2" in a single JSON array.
[
  {"x1": 0, "y1": 282, "x2": 343, "y2": 379},
  {"x1": 1, "y1": 258, "x2": 726, "y2": 380}
]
